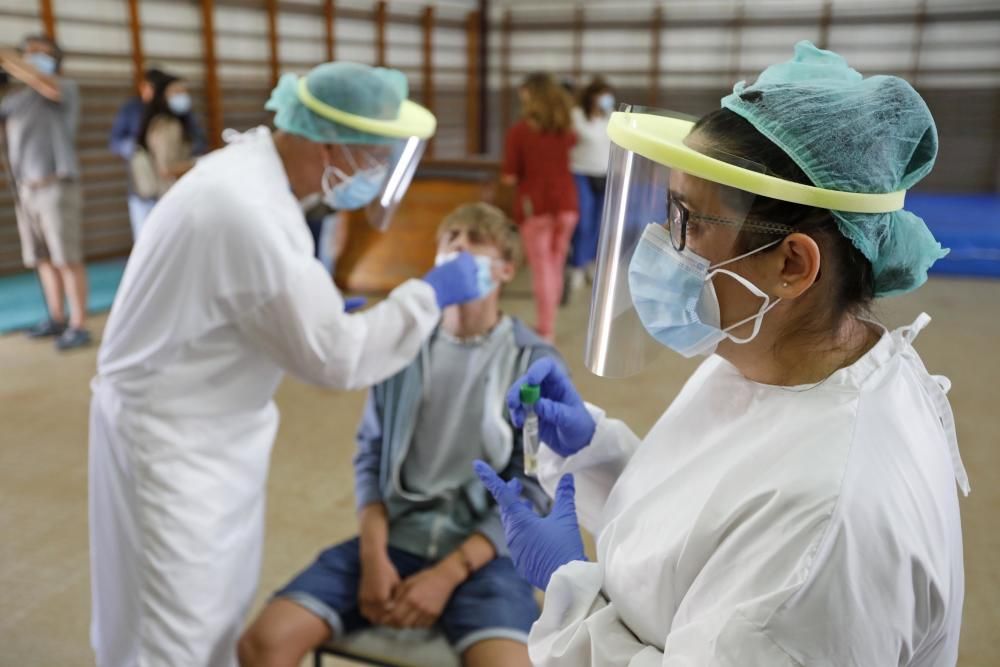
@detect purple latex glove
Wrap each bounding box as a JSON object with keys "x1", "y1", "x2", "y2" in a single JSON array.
[
  {"x1": 474, "y1": 460, "x2": 586, "y2": 590},
  {"x1": 507, "y1": 357, "x2": 596, "y2": 457},
  {"x1": 473, "y1": 461, "x2": 587, "y2": 590},
  {"x1": 343, "y1": 296, "x2": 367, "y2": 313},
  {"x1": 422, "y1": 251, "x2": 480, "y2": 309}
]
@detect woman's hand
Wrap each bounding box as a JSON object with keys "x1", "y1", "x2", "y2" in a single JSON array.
[
  {"x1": 507, "y1": 357, "x2": 596, "y2": 457},
  {"x1": 475, "y1": 462, "x2": 586, "y2": 590}
]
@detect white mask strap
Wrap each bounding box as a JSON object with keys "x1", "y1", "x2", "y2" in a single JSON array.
[
  {"x1": 707, "y1": 267, "x2": 782, "y2": 345},
  {"x1": 708, "y1": 238, "x2": 783, "y2": 272}
]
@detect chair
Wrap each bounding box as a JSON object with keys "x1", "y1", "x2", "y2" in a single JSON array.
[{"x1": 313, "y1": 626, "x2": 461, "y2": 667}]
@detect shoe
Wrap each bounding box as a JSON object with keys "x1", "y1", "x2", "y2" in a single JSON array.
[
  {"x1": 26, "y1": 318, "x2": 67, "y2": 338},
  {"x1": 56, "y1": 327, "x2": 92, "y2": 351},
  {"x1": 568, "y1": 267, "x2": 587, "y2": 292}
]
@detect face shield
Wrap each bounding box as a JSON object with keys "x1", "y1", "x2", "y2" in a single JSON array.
[
  {"x1": 585, "y1": 105, "x2": 907, "y2": 378},
  {"x1": 294, "y1": 77, "x2": 435, "y2": 231}
]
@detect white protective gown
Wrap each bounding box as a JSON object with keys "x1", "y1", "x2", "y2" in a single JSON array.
[
  {"x1": 531, "y1": 315, "x2": 969, "y2": 667},
  {"x1": 89, "y1": 127, "x2": 441, "y2": 667}
]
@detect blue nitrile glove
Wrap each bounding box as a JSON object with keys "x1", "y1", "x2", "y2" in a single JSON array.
[
  {"x1": 474, "y1": 461, "x2": 586, "y2": 590},
  {"x1": 343, "y1": 296, "x2": 367, "y2": 313},
  {"x1": 422, "y1": 251, "x2": 480, "y2": 309},
  {"x1": 507, "y1": 357, "x2": 596, "y2": 457}
]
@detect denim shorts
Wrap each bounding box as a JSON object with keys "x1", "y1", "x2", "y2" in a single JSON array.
[{"x1": 276, "y1": 537, "x2": 539, "y2": 653}]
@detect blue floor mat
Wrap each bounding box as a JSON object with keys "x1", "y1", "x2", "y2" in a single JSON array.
[
  {"x1": 0, "y1": 259, "x2": 126, "y2": 334},
  {"x1": 909, "y1": 193, "x2": 1000, "y2": 278}
]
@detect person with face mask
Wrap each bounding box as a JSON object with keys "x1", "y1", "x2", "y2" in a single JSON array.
[
  {"x1": 0, "y1": 34, "x2": 90, "y2": 349},
  {"x1": 240, "y1": 203, "x2": 562, "y2": 667},
  {"x1": 89, "y1": 61, "x2": 482, "y2": 667},
  {"x1": 124, "y1": 73, "x2": 208, "y2": 238},
  {"x1": 476, "y1": 42, "x2": 969, "y2": 666},
  {"x1": 565, "y1": 77, "x2": 615, "y2": 301},
  {"x1": 109, "y1": 68, "x2": 208, "y2": 240}
]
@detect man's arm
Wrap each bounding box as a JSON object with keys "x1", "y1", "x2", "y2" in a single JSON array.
[{"x1": 0, "y1": 49, "x2": 61, "y2": 101}]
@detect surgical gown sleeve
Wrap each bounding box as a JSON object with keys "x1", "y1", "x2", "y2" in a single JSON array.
[
  {"x1": 535, "y1": 404, "x2": 640, "y2": 534},
  {"x1": 531, "y1": 561, "x2": 800, "y2": 667},
  {"x1": 235, "y1": 244, "x2": 440, "y2": 391}
]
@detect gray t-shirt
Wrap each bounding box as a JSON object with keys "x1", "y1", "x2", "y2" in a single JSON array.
[
  {"x1": 401, "y1": 316, "x2": 513, "y2": 498},
  {"x1": 0, "y1": 79, "x2": 80, "y2": 182}
]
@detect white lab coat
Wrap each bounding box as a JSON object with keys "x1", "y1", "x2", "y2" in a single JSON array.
[
  {"x1": 88, "y1": 128, "x2": 441, "y2": 667},
  {"x1": 531, "y1": 315, "x2": 969, "y2": 667}
]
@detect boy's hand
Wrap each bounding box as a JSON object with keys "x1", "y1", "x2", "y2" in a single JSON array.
[
  {"x1": 358, "y1": 551, "x2": 401, "y2": 625},
  {"x1": 383, "y1": 562, "x2": 463, "y2": 629}
]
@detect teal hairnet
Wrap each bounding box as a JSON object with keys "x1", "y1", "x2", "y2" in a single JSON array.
[
  {"x1": 265, "y1": 61, "x2": 407, "y2": 145},
  {"x1": 721, "y1": 41, "x2": 947, "y2": 297}
]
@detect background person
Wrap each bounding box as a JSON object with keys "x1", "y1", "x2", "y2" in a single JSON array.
[
  {"x1": 501, "y1": 72, "x2": 578, "y2": 341},
  {"x1": 0, "y1": 34, "x2": 89, "y2": 350}
]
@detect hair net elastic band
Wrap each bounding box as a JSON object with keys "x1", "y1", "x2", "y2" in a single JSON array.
[
  {"x1": 297, "y1": 78, "x2": 436, "y2": 140},
  {"x1": 606, "y1": 112, "x2": 905, "y2": 214}
]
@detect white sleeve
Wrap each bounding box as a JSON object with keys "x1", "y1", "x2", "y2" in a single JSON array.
[
  {"x1": 531, "y1": 562, "x2": 800, "y2": 667},
  {"x1": 535, "y1": 404, "x2": 641, "y2": 533},
  {"x1": 236, "y1": 259, "x2": 440, "y2": 390}
]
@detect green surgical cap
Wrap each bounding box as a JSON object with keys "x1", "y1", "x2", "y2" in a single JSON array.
[
  {"x1": 265, "y1": 61, "x2": 407, "y2": 145},
  {"x1": 721, "y1": 41, "x2": 947, "y2": 297}
]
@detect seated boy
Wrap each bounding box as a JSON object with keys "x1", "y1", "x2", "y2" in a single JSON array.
[{"x1": 239, "y1": 203, "x2": 560, "y2": 667}]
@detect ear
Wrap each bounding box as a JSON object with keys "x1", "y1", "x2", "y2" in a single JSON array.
[{"x1": 773, "y1": 232, "x2": 820, "y2": 299}]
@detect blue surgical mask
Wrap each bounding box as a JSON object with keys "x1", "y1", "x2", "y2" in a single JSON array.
[
  {"x1": 435, "y1": 251, "x2": 497, "y2": 299},
  {"x1": 26, "y1": 52, "x2": 57, "y2": 75},
  {"x1": 628, "y1": 223, "x2": 781, "y2": 358},
  {"x1": 167, "y1": 93, "x2": 192, "y2": 115},
  {"x1": 597, "y1": 93, "x2": 615, "y2": 114},
  {"x1": 321, "y1": 163, "x2": 386, "y2": 211}
]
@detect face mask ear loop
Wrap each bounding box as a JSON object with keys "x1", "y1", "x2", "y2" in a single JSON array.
[
  {"x1": 339, "y1": 144, "x2": 363, "y2": 174},
  {"x1": 708, "y1": 237, "x2": 783, "y2": 272},
  {"x1": 707, "y1": 268, "x2": 782, "y2": 345}
]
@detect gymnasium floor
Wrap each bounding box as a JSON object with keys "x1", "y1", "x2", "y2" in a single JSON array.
[{"x1": 1, "y1": 274, "x2": 997, "y2": 666}]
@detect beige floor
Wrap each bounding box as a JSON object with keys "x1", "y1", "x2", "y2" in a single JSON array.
[{"x1": 1, "y1": 275, "x2": 998, "y2": 666}]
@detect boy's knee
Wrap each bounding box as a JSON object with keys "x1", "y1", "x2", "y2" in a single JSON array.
[{"x1": 237, "y1": 627, "x2": 281, "y2": 667}]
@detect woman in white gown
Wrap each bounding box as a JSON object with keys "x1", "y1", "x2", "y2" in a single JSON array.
[{"x1": 476, "y1": 41, "x2": 969, "y2": 667}]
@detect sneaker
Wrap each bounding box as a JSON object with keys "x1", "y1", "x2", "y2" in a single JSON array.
[
  {"x1": 56, "y1": 327, "x2": 92, "y2": 351},
  {"x1": 26, "y1": 318, "x2": 67, "y2": 339}
]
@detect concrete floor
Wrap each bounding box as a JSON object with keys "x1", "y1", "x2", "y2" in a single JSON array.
[{"x1": 0, "y1": 275, "x2": 997, "y2": 666}]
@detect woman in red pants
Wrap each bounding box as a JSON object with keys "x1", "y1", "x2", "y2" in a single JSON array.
[{"x1": 502, "y1": 72, "x2": 578, "y2": 341}]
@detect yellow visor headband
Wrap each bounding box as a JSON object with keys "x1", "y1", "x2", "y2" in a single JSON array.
[
  {"x1": 607, "y1": 111, "x2": 905, "y2": 214},
  {"x1": 296, "y1": 77, "x2": 437, "y2": 140}
]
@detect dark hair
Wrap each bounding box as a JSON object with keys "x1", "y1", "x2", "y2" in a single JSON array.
[
  {"x1": 579, "y1": 77, "x2": 613, "y2": 120},
  {"x1": 143, "y1": 67, "x2": 170, "y2": 88},
  {"x1": 21, "y1": 34, "x2": 63, "y2": 68},
  {"x1": 137, "y1": 74, "x2": 194, "y2": 150},
  {"x1": 690, "y1": 107, "x2": 875, "y2": 341}
]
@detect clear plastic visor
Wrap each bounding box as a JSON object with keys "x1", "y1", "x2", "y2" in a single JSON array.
[
  {"x1": 354, "y1": 136, "x2": 428, "y2": 231},
  {"x1": 585, "y1": 106, "x2": 789, "y2": 377}
]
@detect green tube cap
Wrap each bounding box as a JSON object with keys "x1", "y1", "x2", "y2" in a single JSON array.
[{"x1": 520, "y1": 384, "x2": 541, "y2": 405}]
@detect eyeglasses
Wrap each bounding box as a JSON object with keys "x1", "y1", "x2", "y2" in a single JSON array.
[{"x1": 666, "y1": 195, "x2": 794, "y2": 252}]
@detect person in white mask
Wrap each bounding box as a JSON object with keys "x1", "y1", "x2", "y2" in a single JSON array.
[
  {"x1": 89, "y1": 61, "x2": 484, "y2": 667},
  {"x1": 476, "y1": 42, "x2": 970, "y2": 666}
]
